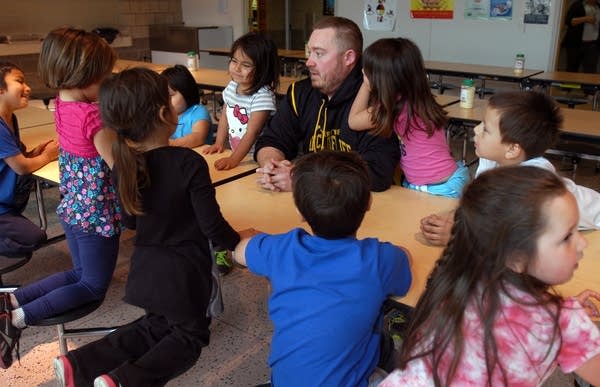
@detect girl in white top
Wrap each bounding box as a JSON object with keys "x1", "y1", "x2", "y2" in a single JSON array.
[{"x1": 203, "y1": 32, "x2": 279, "y2": 170}]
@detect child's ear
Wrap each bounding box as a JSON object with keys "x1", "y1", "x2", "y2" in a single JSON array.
[
  {"x1": 504, "y1": 143, "x2": 523, "y2": 161},
  {"x1": 366, "y1": 194, "x2": 372, "y2": 212}
]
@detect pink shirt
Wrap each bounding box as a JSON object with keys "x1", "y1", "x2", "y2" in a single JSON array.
[
  {"x1": 54, "y1": 97, "x2": 102, "y2": 157},
  {"x1": 395, "y1": 107, "x2": 456, "y2": 186},
  {"x1": 379, "y1": 288, "x2": 600, "y2": 386}
]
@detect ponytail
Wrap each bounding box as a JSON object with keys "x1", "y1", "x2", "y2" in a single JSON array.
[{"x1": 112, "y1": 134, "x2": 148, "y2": 215}]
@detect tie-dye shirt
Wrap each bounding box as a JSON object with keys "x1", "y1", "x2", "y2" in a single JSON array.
[{"x1": 379, "y1": 287, "x2": 600, "y2": 386}]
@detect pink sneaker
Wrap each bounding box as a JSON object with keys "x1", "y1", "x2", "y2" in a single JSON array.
[
  {"x1": 53, "y1": 355, "x2": 75, "y2": 387},
  {"x1": 94, "y1": 374, "x2": 121, "y2": 387}
]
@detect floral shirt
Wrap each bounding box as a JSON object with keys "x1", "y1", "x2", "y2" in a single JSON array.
[
  {"x1": 379, "y1": 288, "x2": 600, "y2": 386},
  {"x1": 55, "y1": 97, "x2": 121, "y2": 237}
]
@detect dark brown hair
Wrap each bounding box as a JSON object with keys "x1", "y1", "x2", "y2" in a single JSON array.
[
  {"x1": 362, "y1": 38, "x2": 447, "y2": 138},
  {"x1": 291, "y1": 150, "x2": 371, "y2": 239},
  {"x1": 0, "y1": 62, "x2": 22, "y2": 90},
  {"x1": 398, "y1": 166, "x2": 567, "y2": 386},
  {"x1": 161, "y1": 64, "x2": 200, "y2": 109},
  {"x1": 230, "y1": 32, "x2": 280, "y2": 95},
  {"x1": 313, "y1": 16, "x2": 363, "y2": 57},
  {"x1": 488, "y1": 91, "x2": 562, "y2": 159},
  {"x1": 99, "y1": 68, "x2": 172, "y2": 215},
  {"x1": 38, "y1": 27, "x2": 116, "y2": 89}
]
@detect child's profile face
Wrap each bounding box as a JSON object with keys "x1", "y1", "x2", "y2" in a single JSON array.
[
  {"x1": 228, "y1": 48, "x2": 255, "y2": 93},
  {"x1": 168, "y1": 86, "x2": 187, "y2": 115},
  {"x1": 473, "y1": 107, "x2": 510, "y2": 164},
  {"x1": 527, "y1": 192, "x2": 587, "y2": 285},
  {"x1": 0, "y1": 69, "x2": 31, "y2": 111}
]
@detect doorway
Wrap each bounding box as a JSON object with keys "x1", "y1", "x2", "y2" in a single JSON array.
[{"x1": 248, "y1": 0, "x2": 325, "y2": 50}]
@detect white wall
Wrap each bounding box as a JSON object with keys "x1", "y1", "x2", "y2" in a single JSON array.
[
  {"x1": 181, "y1": 0, "x2": 247, "y2": 39},
  {"x1": 182, "y1": 0, "x2": 565, "y2": 71}
]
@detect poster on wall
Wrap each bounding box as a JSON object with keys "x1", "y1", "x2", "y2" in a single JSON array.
[
  {"x1": 464, "y1": 0, "x2": 489, "y2": 19},
  {"x1": 363, "y1": 0, "x2": 398, "y2": 31},
  {"x1": 490, "y1": 0, "x2": 513, "y2": 19},
  {"x1": 410, "y1": 0, "x2": 454, "y2": 19},
  {"x1": 524, "y1": 0, "x2": 550, "y2": 24}
]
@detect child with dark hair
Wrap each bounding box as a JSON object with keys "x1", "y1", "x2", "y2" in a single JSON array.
[
  {"x1": 349, "y1": 38, "x2": 468, "y2": 198},
  {"x1": 203, "y1": 32, "x2": 279, "y2": 170},
  {"x1": 234, "y1": 150, "x2": 412, "y2": 387},
  {"x1": 53, "y1": 68, "x2": 243, "y2": 387},
  {"x1": 421, "y1": 91, "x2": 600, "y2": 246},
  {"x1": 381, "y1": 166, "x2": 600, "y2": 386},
  {"x1": 161, "y1": 65, "x2": 212, "y2": 148},
  {"x1": 0, "y1": 62, "x2": 58, "y2": 258}
]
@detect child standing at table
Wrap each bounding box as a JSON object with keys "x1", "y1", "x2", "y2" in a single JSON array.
[
  {"x1": 161, "y1": 65, "x2": 213, "y2": 148},
  {"x1": 0, "y1": 62, "x2": 58, "y2": 258},
  {"x1": 53, "y1": 68, "x2": 242, "y2": 387},
  {"x1": 0, "y1": 28, "x2": 121, "y2": 368},
  {"x1": 203, "y1": 32, "x2": 279, "y2": 170},
  {"x1": 380, "y1": 166, "x2": 600, "y2": 386},
  {"x1": 234, "y1": 151, "x2": 412, "y2": 387},
  {"x1": 203, "y1": 32, "x2": 279, "y2": 275},
  {"x1": 348, "y1": 38, "x2": 469, "y2": 198},
  {"x1": 420, "y1": 91, "x2": 600, "y2": 246}
]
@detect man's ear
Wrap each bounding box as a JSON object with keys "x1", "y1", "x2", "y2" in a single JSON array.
[
  {"x1": 342, "y1": 49, "x2": 358, "y2": 67},
  {"x1": 504, "y1": 142, "x2": 523, "y2": 161}
]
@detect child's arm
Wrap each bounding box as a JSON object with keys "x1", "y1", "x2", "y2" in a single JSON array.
[
  {"x1": 169, "y1": 119, "x2": 211, "y2": 148},
  {"x1": 214, "y1": 110, "x2": 271, "y2": 170},
  {"x1": 575, "y1": 354, "x2": 600, "y2": 385},
  {"x1": 202, "y1": 109, "x2": 229, "y2": 154},
  {"x1": 233, "y1": 228, "x2": 262, "y2": 266},
  {"x1": 348, "y1": 80, "x2": 375, "y2": 131},
  {"x1": 93, "y1": 128, "x2": 117, "y2": 169},
  {"x1": 5, "y1": 139, "x2": 59, "y2": 174}
]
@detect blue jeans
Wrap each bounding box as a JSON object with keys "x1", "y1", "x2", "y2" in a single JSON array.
[{"x1": 14, "y1": 220, "x2": 120, "y2": 325}]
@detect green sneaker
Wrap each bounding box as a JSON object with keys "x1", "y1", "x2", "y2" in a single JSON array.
[{"x1": 215, "y1": 250, "x2": 232, "y2": 276}]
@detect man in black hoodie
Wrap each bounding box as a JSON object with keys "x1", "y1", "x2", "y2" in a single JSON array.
[{"x1": 255, "y1": 17, "x2": 400, "y2": 192}]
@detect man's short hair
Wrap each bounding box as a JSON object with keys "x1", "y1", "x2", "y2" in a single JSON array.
[
  {"x1": 292, "y1": 151, "x2": 371, "y2": 239},
  {"x1": 313, "y1": 16, "x2": 363, "y2": 56},
  {"x1": 488, "y1": 91, "x2": 562, "y2": 159}
]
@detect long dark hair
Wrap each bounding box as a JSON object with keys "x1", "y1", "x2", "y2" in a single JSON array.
[
  {"x1": 161, "y1": 64, "x2": 200, "y2": 110},
  {"x1": 230, "y1": 32, "x2": 280, "y2": 95},
  {"x1": 99, "y1": 68, "x2": 173, "y2": 215},
  {"x1": 398, "y1": 166, "x2": 567, "y2": 386},
  {"x1": 362, "y1": 38, "x2": 447, "y2": 138}
]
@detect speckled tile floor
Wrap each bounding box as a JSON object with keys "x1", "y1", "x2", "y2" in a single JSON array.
[{"x1": 4, "y1": 95, "x2": 597, "y2": 386}]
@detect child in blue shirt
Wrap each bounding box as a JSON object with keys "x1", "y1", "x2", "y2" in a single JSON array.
[
  {"x1": 0, "y1": 62, "x2": 58, "y2": 257},
  {"x1": 234, "y1": 150, "x2": 412, "y2": 387},
  {"x1": 161, "y1": 65, "x2": 212, "y2": 148}
]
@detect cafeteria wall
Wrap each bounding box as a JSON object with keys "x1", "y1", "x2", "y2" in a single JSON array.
[{"x1": 181, "y1": 0, "x2": 563, "y2": 71}]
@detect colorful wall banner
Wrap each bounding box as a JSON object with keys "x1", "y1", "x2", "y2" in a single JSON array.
[{"x1": 410, "y1": 0, "x2": 454, "y2": 19}]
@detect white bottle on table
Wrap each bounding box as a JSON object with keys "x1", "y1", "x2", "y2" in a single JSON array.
[{"x1": 460, "y1": 79, "x2": 475, "y2": 109}]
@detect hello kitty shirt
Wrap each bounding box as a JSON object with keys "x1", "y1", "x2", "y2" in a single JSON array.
[
  {"x1": 379, "y1": 286, "x2": 600, "y2": 386},
  {"x1": 222, "y1": 80, "x2": 276, "y2": 152}
]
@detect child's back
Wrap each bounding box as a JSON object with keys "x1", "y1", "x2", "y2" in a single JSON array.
[{"x1": 235, "y1": 151, "x2": 412, "y2": 386}]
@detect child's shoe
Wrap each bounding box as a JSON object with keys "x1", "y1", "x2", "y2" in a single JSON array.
[
  {"x1": 0, "y1": 310, "x2": 21, "y2": 369},
  {"x1": 54, "y1": 355, "x2": 75, "y2": 387},
  {"x1": 215, "y1": 250, "x2": 232, "y2": 276},
  {"x1": 94, "y1": 374, "x2": 121, "y2": 387}
]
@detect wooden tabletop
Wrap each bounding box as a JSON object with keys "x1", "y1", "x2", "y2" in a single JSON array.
[
  {"x1": 434, "y1": 94, "x2": 460, "y2": 107},
  {"x1": 113, "y1": 59, "x2": 168, "y2": 73},
  {"x1": 425, "y1": 60, "x2": 543, "y2": 81},
  {"x1": 530, "y1": 71, "x2": 600, "y2": 88},
  {"x1": 14, "y1": 106, "x2": 55, "y2": 129},
  {"x1": 445, "y1": 98, "x2": 488, "y2": 122},
  {"x1": 216, "y1": 174, "x2": 600, "y2": 306}
]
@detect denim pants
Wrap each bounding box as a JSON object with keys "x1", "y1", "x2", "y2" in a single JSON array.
[{"x1": 14, "y1": 220, "x2": 119, "y2": 325}]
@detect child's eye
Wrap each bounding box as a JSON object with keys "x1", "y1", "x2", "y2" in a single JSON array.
[{"x1": 563, "y1": 232, "x2": 573, "y2": 242}]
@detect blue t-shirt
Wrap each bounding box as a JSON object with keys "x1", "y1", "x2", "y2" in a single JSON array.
[
  {"x1": 0, "y1": 115, "x2": 22, "y2": 215},
  {"x1": 171, "y1": 104, "x2": 213, "y2": 144},
  {"x1": 246, "y1": 228, "x2": 412, "y2": 387}
]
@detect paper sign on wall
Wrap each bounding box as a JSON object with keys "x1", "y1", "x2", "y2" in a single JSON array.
[
  {"x1": 363, "y1": 0, "x2": 398, "y2": 31},
  {"x1": 410, "y1": 0, "x2": 454, "y2": 19}
]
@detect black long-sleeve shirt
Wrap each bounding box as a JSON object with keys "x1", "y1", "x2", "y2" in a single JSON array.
[{"x1": 117, "y1": 147, "x2": 239, "y2": 322}]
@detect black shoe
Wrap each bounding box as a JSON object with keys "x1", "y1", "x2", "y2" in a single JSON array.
[
  {"x1": 0, "y1": 310, "x2": 21, "y2": 369},
  {"x1": 215, "y1": 250, "x2": 232, "y2": 276},
  {"x1": 0, "y1": 293, "x2": 12, "y2": 312}
]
